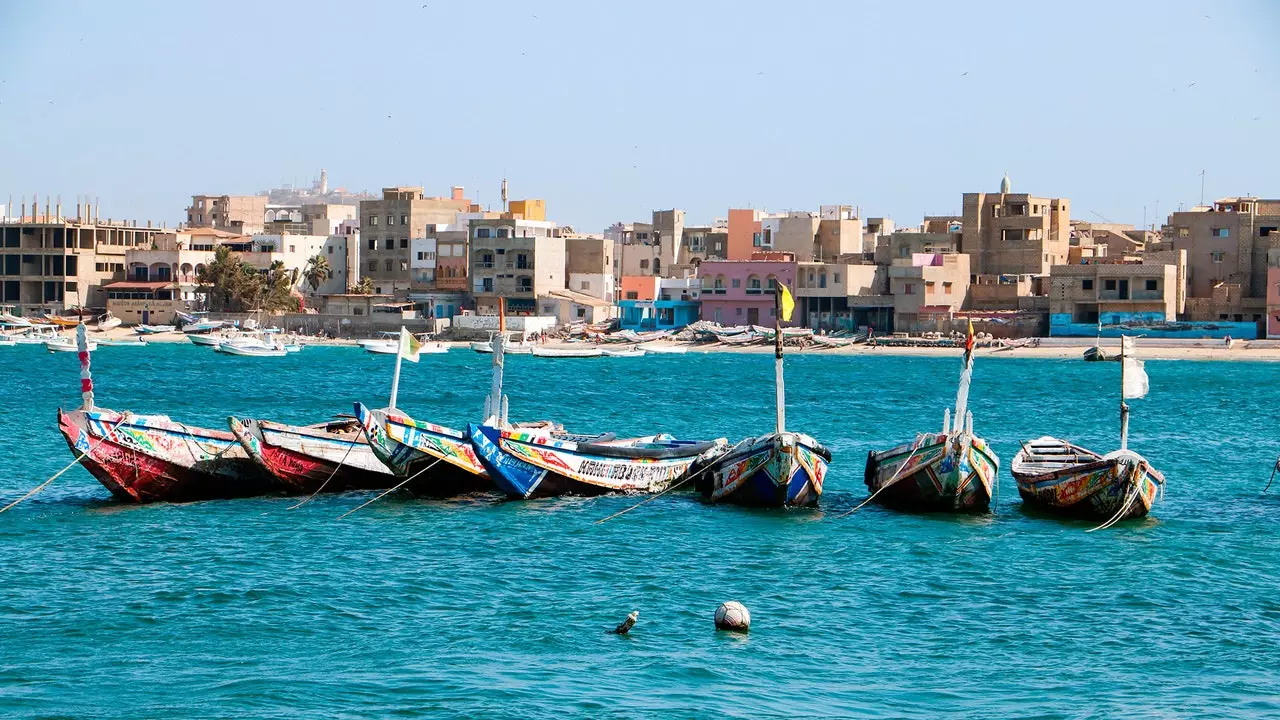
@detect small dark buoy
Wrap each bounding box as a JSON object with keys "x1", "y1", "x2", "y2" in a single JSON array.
[
  {"x1": 610, "y1": 610, "x2": 639, "y2": 635},
  {"x1": 714, "y1": 601, "x2": 750, "y2": 632}
]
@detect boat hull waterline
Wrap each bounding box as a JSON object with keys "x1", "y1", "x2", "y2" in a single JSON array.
[
  {"x1": 355, "y1": 402, "x2": 490, "y2": 497},
  {"x1": 865, "y1": 431, "x2": 999, "y2": 513},
  {"x1": 229, "y1": 417, "x2": 394, "y2": 494},
  {"x1": 699, "y1": 432, "x2": 830, "y2": 508}
]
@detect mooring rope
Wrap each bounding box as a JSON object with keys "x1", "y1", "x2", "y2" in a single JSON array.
[
  {"x1": 1086, "y1": 463, "x2": 1143, "y2": 533},
  {"x1": 594, "y1": 461, "x2": 718, "y2": 525},
  {"x1": 287, "y1": 435, "x2": 358, "y2": 510},
  {"x1": 1266, "y1": 459, "x2": 1279, "y2": 493},
  {"x1": 0, "y1": 414, "x2": 129, "y2": 513},
  {"x1": 335, "y1": 457, "x2": 442, "y2": 520},
  {"x1": 833, "y1": 434, "x2": 926, "y2": 520}
]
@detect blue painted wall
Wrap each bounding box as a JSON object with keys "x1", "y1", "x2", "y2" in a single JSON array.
[
  {"x1": 619, "y1": 300, "x2": 701, "y2": 331},
  {"x1": 1050, "y1": 314, "x2": 1258, "y2": 339}
]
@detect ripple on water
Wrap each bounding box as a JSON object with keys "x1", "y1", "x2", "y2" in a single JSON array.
[{"x1": 1, "y1": 346, "x2": 1278, "y2": 717}]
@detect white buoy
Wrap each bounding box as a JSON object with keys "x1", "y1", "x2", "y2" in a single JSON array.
[
  {"x1": 611, "y1": 610, "x2": 639, "y2": 635},
  {"x1": 714, "y1": 601, "x2": 750, "y2": 632}
]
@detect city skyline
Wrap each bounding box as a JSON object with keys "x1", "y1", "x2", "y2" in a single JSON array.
[{"x1": 1, "y1": 0, "x2": 1277, "y2": 231}]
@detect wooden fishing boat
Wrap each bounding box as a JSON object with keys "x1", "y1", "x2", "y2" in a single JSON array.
[
  {"x1": 1012, "y1": 336, "x2": 1165, "y2": 524},
  {"x1": 469, "y1": 423, "x2": 723, "y2": 499},
  {"x1": 697, "y1": 282, "x2": 830, "y2": 507},
  {"x1": 45, "y1": 315, "x2": 85, "y2": 328},
  {"x1": 56, "y1": 326, "x2": 273, "y2": 502},
  {"x1": 1083, "y1": 346, "x2": 1115, "y2": 362},
  {"x1": 229, "y1": 416, "x2": 393, "y2": 494},
  {"x1": 864, "y1": 322, "x2": 1000, "y2": 513}
]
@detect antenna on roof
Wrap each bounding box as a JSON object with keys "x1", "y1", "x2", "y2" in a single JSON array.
[{"x1": 501, "y1": 178, "x2": 508, "y2": 212}]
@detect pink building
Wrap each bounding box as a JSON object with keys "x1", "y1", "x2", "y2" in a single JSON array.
[{"x1": 699, "y1": 254, "x2": 797, "y2": 326}]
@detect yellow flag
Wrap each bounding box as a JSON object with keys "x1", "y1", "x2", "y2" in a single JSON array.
[
  {"x1": 398, "y1": 326, "x2": 422, "y2": 363},
  {"x1": 779, "y1": 282, "x2": 795, "y2": 322}
]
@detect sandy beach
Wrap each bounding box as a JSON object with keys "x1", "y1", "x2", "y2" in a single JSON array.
[{"x1": 65, "y1": 326, "x2": 1280, "y2": 361}]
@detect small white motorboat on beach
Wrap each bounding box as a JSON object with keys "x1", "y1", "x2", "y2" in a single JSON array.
[
  {"x1": 135, "y1": 324, "x2": 176, "y2": 335},
  {"x1": 531, "y1": 345, "x2": 603, "y2": 358},
  {"x1": 637, "y1": 342, "x2": 688, "y2": 355},
  {"x1": 601, "y1": 346, "x2": 645, "y2": 358},
  {"x1": 47, "y1": 338, "x2": 97, "y2": 353},
  {"x1": 97, "y1": 337, "x2": 148, "y2": 347}
]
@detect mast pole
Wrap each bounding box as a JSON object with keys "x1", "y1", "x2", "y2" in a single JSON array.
[
  {"x1": 1120, "y1": 335, "x2": 1130, "y2": 450},
  {"x1": 388, "y1": 327, "x2": 404, "y2": 411},
  {"x1": 774, "y1": 281, "x2": 785, "y2": 434}
]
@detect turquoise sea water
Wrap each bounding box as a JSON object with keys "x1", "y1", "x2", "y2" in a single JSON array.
[{"x1": 1, "y1": 344, "x2": 1278, "y2": 718}]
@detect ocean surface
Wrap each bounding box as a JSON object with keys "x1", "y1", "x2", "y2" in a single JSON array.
[{"x1": 1, "y1": 343, "x2": 1278, "y2": 719}]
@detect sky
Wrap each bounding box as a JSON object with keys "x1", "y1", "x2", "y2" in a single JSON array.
[{"x1": 0, "y1": 0, "x2": 1277, "y2": 232}]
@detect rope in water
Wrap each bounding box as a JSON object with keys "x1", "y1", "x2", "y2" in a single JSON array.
[
  {"x1": 1, "y1": 415, "x2": 129, "y2": 513},
  {"x1": 1266, "y1": 460, "x2": 1279, "y2": 493},
  {"x1": 287, "y1": 435, "x2": 358, "y2": 510},
  {"x1": 336, "y1": 457, "x2": 442, "y2": 520},
  {"x1": 594, "y1": 462, "x2": 717, "y2": 525},
  {"x1": 833, "y1": 434, "x2": 926, "y2": 520}
]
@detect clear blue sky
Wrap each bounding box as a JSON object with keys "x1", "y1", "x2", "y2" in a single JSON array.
[{"x1": 1, "y1": 0, "x2": 1276, "y2": 232}]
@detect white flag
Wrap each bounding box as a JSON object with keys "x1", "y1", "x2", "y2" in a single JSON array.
[
  {"x1": 1123, "y1": 357, "x2": 1148, "y2": 399},
  {"x1": 398, "y1": 326, "x2": 421, "y2": 363}
]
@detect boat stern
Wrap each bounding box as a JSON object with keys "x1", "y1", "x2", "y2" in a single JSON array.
[{"x1": 467, "y1": 423, "x2": 545, "y2": 499}]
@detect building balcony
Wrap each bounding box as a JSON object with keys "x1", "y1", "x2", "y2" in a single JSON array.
[{"x1": 436, "y1": 276, "x2": 467, "y2": 290}]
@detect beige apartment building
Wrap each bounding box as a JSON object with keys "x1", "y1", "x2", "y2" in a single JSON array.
[
  {"x1": 469, "y1": 216, "x2": 563, "y2": 315},
  {"x1": 888, "y1": 252, "x2": 971, "y2": 332},
  {"x1": 1158, "y1": 197, "x2": 1280, "y2": 322},
  {"x1": 0, "y1": 201, "x2": 163, "y2": 314},
  {"x1": 961, "y1": 176, "x2": 1070, "y2": 276},
  {"x1": 186, "y1": 195, "x2": 268, "y2": 235},
  {"x1": 1048, "y1": 253, "x2": 1184, "y2": 327},
  {"x1": 358, "y1": 186, "x2": 472, "y2": 296},
  {"x1": 565, "y1": 234, "x2": 615, "y2": 302},
  {"x1": 794, "y1": 260, "x2": 889, "y2": 330}
]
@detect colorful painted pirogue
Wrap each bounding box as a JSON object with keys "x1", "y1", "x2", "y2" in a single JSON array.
[
  {"x1": 228, "y1": 416, "x2": 393, "y2": 494},
  {"x1": 1011, "y1": 336, "x2": 1166, "y2": 525},
  {"x1": 864, "y1": 321, "x2": 999, "y2": 513},
  {"x1": 57, "y1": 326, "x2": 271, "y2": 503},
  {"x1": 697, "y1": 282, "x2": 831, "y2": 507},
  {"x1": 355, "y1": 303, "x2": 527, "y2": 496},
  {"x1": 469, "y1": 422, "x2": 725, "y2": 499},
  {"x1": 356, "y1": 401, "x2": 492, "y2": 497}
]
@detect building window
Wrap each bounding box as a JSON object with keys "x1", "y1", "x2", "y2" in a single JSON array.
[
  {"x1": 384, "y1": 259, "x2": 393, "y2": 271},
  {"x1": 386, "y1": 215, "x2": 394, "y2": 226},
  {"x1": 904, "y1": 283, "x2": 915, "y2": 295},
  {"x1": 289, "y1": 245, "x2": 296, "y2": 253},
  {"x1": 732, "y1": 278, "x2": 741, "y2": 288},
  {"x1": 833, "y1": 273, "x2": 841, "y2": 283},
  {"x1": 400, "y1": 237, "x2": 408, "y2": 249},
  {"x1": 580, "y1": 281, "x2": 589, "y2": 291},
  {"x1": 368, "y1": 238, "x2": 376, "y2": 250},
  {"x1": 328, "y1": 246, "x2": 334, "y2": 255},
  {"x1": 1104, "y1": 279, "x2": 1116, "y2": 290},
  {"x1": 497, "y1": 228, "x2": 510, "y2": 238},
  {"x1": 1262, "y1": 227, "x2": 1277, "y2": 237},
  {"x1": 400, "y1": 261, "x2": 408, "y2": 271},
  {"x1": 925, "y1": 281, "x2": 935, "y2": 293},
  {"x1": 1146, "y1": 280, "x2": 1158, "y2": 291},
  {"x1": 640, "y1": 259, "x2": 649, "y2": 269},
  {"x1": 1177, "y1": 227, "x2": 1188, "y2": 237},
  {"x1": 400, "y1": 214, "x2": 408, "y2": 225},
  {"x1": 752, "y1": 232, "x2": 762, "y2": 247},
  {"x1": 1082, "y1": 279, "x2": 1093, "y2": 290},
  {"x1": 385, "y1": 238, "x2": 394, "y2": 250},
  {"x1": 368, "y1": 261, "x2": 377, "y2": 272},
  {"x1": 943, "y1": 282, "x2": 953, "y2": 295},
  {"x1": 370, "y1": 216, "x2": 378, "y2": 226},
  {"x1": 1212, "y1": 228, "x2": 1229, "y2": 238},
  {"x1": 625, "y1": 291, "x2": 638, "y2": 300},
  {"x1": 476, "y1": 228, "x2": 492, "y2": 239},
  {"x1": 1211, "y1": 252, "x2": 1225, "y2": 263}
]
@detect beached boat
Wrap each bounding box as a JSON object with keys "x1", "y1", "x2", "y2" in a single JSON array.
[
  {"x1": 469, "y1": 423, "x2": 725, "y2": 499},
  {"x1": 134, "y1": 324, "x2": 176, "y2": 334},
  {"x1": 1083, "y1": 346, "x2": 1116, "y2": 362},
  {"x1": 44, "y1": 315, "x2": 87, "y2": 328},
  {"x1": 229, "y1": 416, "x2": 393, "y2": 494},
  {"x1": 636, "y1": 342, "x2": 687, "y2": 355},
  {"x1": 1012, "y1": 336, "x2": 1165, "y2": 525},
  {"x1": 531, "y1": 345, "x2": 603, "y2": 358},
  {"x1": 697, "y1": 283, "x2": 830, "y2": 507},
  {"x1": 188, "y1": 333, "x2": 225, "y2": 347},
  {"x1": 0, "y1": 336, "x2": 15, "y2": 347},
  {"x1": 471, "y1": 334, "x2": 533, "y2": 354},
  {"x1": 56, "y1": 326, "x2": 273, "y2": 502},
  {"x1": 94, "y1": 312, "x2": 121, "y2": 332},
  {"x1": 601, "y1": 346, "x2": 645, "y2": 358},
  {"x1": 864, "y1": 322, "x2": 999, "y2": 513},
  {"x1": 47, "y1": 338, "x2": 97, "y2": 353},
  {"x1": 95, "y1": 337, "x2": 147, "y2": 347},
  {"x1": 9, "y1": 325, "x2": 60, "y2": 344},
  {"x1": 364, "y1": 341, "x2": 400, "y2": 354}
]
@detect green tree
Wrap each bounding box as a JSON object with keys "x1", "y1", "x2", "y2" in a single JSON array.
[
  {"x1": 348, "y1": 277, "x2": 374, "y2": 295},
  {"x1": 303, "y1": 255, "x2": 332, "y2": 292}
]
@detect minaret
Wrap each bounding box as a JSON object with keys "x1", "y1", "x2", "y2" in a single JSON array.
[
  {"x1": 319, "y1": 168, "x2": 328, "y2": 195},
  {"x1": 1000, "y1": 173, "x2": 1011, "y2": 194}
]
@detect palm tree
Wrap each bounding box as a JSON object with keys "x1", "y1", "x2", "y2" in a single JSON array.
[
  {"x1": 349, "y1": 277, "x2": 374, "y2": 295},
  {"x1": 304, "y1": 255, "x2": 332, "y2": 292}
]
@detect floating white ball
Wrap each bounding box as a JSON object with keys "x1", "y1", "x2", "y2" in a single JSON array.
[{"x1": 714, "y1": 601, "x2": 750, "y2": 632}]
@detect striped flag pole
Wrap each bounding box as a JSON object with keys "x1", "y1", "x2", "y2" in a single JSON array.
[{"x1": 76, "y1": 323, "x2": 94, "y2": 410}]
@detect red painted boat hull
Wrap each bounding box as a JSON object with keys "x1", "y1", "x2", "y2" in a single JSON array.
[{"x1": 58, "y1": 409, "x2": 274, "y2": 503}]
